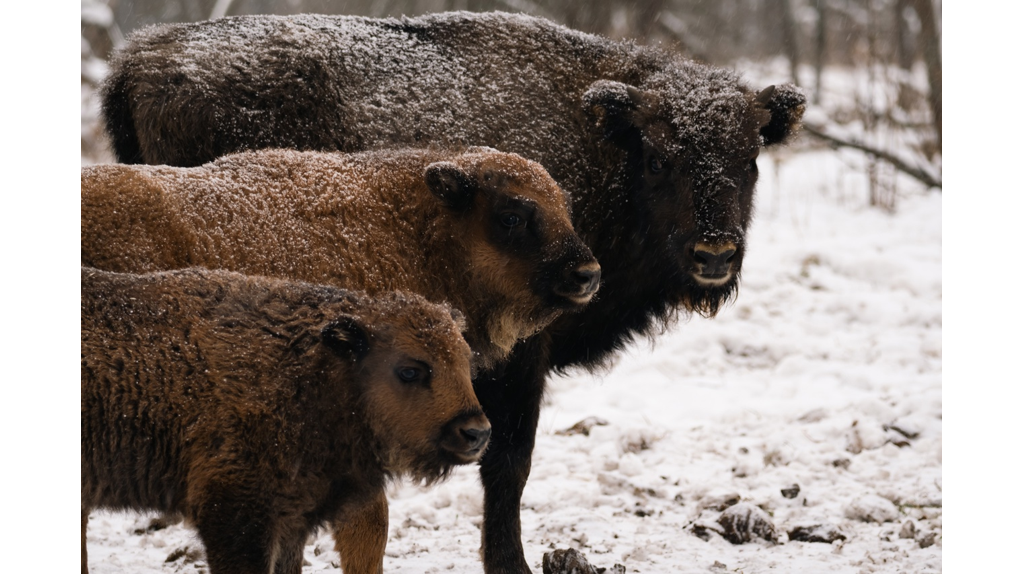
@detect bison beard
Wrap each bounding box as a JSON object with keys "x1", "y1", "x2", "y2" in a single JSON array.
[{"x1": 102, "y1": 12, "x2": 804, "y2": 573}]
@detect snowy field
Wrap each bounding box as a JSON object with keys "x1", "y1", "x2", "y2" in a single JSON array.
[{"x1": 83, "y1": 145, "x2": 942, "y2": 573}]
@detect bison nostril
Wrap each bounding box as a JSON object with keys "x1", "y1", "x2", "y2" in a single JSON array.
[
  {"x1": 460, "y1": 426, "x2": 491, "y2": 450},
  {"x1": 572, "y1": 268, "x2": 599, "y2": 287},
  {"x1": 557, "y1": 263, "x2": 601, "y2": 299},
  {"x1": 693, "y1": 246, "x2": 737, "y2": 277}
]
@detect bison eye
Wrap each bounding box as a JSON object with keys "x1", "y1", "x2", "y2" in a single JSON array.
[
  {"x1": 396, "y1": 367, "x2": 422, "y2": 384},
  {"x1": 649, "y1": 157, "x2": 664, "y2": 173},
  {"x1": 499, "y1": 212, "x2": 523, "y2": 228}
]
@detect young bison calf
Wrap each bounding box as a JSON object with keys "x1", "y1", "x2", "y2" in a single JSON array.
[
  {"x1": 80, "y1": 147, "x2": 599, "y2": 372},
  {"x1": 81, "y1": 266, "x2": 488, "y2": 574}
]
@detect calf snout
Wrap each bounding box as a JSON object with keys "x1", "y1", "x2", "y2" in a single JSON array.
[
  {"x1": 553, "y1": 260, "x2": 602, "y2": 304},
  {"x1": 460, "y1": 425, "x2": 491, "y2": 452},
  {"x1": 691, "y1": 242, "x2": 738, "y2": 285},
  {"x1": 441, "y1": 411, "x2": 492, "y2": 462}
]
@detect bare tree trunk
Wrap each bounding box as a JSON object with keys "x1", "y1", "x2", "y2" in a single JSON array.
[
  {"x1": 894, "y1": 0, "x2": 916, "y2": 110},
  {"x1": 210, "y1": 0, "x2": 234, "y2": 19},
  {"x1": 776, "y1": 0, "x2": 801, "y2": 85},
  {"x1": 895, "y1": 0, "x2": 915, "y2": 70},
  {"x1": 909, "y1": 0, "x2": 941, "y2": 150},
  {"x1": 813, "y1": 0, "x2": 826, "y2": 104}
]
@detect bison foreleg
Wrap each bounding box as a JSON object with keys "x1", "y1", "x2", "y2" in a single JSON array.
[
  {"x1": 82, "y1": 509, "x2": 89, "y2": 574},
  {"x1": 272, "y1": 527, "x2": 311, "y2": 574},
  {"x1": 193, "y1": 485, "x2": 278, "y2": 574},
  {"x1": 333, "y1": 489, "x2": 388, "y2": 574},
  {"x1": 475, "y1": 340, "x2": 549, "y2": 574}
]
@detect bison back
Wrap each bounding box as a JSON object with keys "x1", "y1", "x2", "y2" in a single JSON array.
[{"x1": 102, "y1": 13, "x2": 605, "y2": 179}]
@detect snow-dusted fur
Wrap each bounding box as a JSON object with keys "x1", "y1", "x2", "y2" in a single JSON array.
[
  {"x1": 101, "y1": 12, "x2": 805, "y2": 572},
  {"x1": 80, "y1": 147, "x2": 598, "y2": 372},
  {"x1": 81, "y1": 267, "x2": 487, "y2": 574}
]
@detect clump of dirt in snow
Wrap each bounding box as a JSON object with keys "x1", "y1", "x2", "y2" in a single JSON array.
[
  {"x1": 845, "y1": 493, "x2": 900, "y2": 523},
  {"x1": 556, "y1": 416, "x2": 609, "y2": 437},
  {"x1": 164, "y1": 544, "x2": 205, "y2": 565},
  {"x1": 131, "y1": 513, "x2": 182, "y2": 535},
  {"x1": 788, "y1": 523, "x2": 847, "y2": 543},
  {"x1": 717, "y1": 502, "x2": 779, "y2": 544},
  {"x1": 542, "y1": 548, "x2": 625, "y2": 574}
]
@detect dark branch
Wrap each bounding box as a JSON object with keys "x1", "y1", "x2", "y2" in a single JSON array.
[{"x1": 803, "y1": 124, "x2": 941, "y2": 190}]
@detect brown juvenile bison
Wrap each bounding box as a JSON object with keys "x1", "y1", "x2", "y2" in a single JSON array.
[
  {"x1": 101, "y1": 12, "x2": 805, "y2": 573},
  {"x1": 81, "y1": 266, "x2": 488, "y2": 574},
  {"x1": 81, "y1": 147, "x2": 599, "y2": 372}
]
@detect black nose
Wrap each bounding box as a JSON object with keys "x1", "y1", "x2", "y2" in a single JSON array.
[
  {"x1": 693, "y1": 246, "x2": 736, "y2": 277},
  {"x1": 460, "y1": 426, "x2": 491, "y2": 451},
  {"x1": 561, "y1": 262, "x2": 601, "y2": 298},
  {"x1": 572, "y1": 268, "x2": 601, "y2": 293}
]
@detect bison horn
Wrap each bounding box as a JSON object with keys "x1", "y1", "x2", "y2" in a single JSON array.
[
  {"x1": 626, "y1": 85, "x2": 645, "y2": 106},
  {"x1": 755, "y1": 85, "x2": 776, "y2": 107}
]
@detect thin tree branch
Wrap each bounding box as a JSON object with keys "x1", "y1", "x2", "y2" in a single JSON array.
[{"x1": 803, "y1": 123, "x2": 941, "y2": 190}]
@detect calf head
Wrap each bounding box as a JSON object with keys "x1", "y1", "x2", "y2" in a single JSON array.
[
  {"x1": 321, "y1": 293, "x2": 488, "y2": 482},
  {"x1": 424, "y1": 150, "x2": 600, "y2": 360},
  {"x1": 584, "y1": 68, "x2": 805, "y2": 316}
]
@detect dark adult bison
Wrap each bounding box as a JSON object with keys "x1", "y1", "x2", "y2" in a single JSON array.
[{"x1": 103, "y1": 12, "x2": 805, "y2": 573}]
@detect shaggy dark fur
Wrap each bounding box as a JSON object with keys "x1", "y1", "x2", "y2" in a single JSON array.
[
  {"x1": 81, "y1": 267, "x2": 488, "y2": 574},
  {"x1": 81, "y1": 147, "x2": 598, "y2": 372},
  {"x1": 102, "y1": 12, "x2": 805, "y2": 573}
]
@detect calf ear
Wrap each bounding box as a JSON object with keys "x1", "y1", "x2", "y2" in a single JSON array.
[
  {"x1": 447, "y1": 306, "x2": 468, "y2": 334},
  {"x1": 583, "y1": 80, "x2": 645, "y2": 142},
  {"x1": 757, "y1": 84, "x2": 807, "y2": 147},
  {"x1": 322, "y1": 315, "x2": 370, "y2": 360},
  {"x1": 425, "y1": 162, "x2": 476, "y2": 212}
]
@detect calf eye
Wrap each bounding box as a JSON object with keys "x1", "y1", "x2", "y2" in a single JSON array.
[
  {"x1": 500, "y1": 212, "x2": 522, "y2": 228},
  {"x1": 649, "y1": 157, "x2": 664, "y2": 173},
  {"x1": 396, "y1": 367, "x2": 422, "y2": 384}
]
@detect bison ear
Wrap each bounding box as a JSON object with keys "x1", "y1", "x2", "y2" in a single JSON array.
[
  {"x1": 425, "y1": 162, "x2": 476, "y2": 212},
  {"x1": 322, "y1": 315, "x2": 370, "y2": 361},
  {"x1": 583, "y1": 80, "x2": 645, "y2": 142},
  {"x1": 757, "y1": 84, "x2": 807, "y2": 147},
  {"x1": 447, "y1": 306, "x2": 468, "y2": 334}
]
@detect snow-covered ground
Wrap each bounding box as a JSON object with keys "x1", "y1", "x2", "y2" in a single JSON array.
[{"x1": 84, "y1": 145, "x2": 941, "y2": 573}]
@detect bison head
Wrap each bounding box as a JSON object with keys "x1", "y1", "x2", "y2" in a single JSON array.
[
  {"x1": 321, "y1": 293, "x2": 490, "y2": 483},
  {"x1": 424, "y1": 150, "x2": 601, "y2": 364},
  {"x1": 584, "y1": 68, "x2": 805, "y2": 317}
]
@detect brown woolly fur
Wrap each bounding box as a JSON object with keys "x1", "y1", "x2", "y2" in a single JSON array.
[
  {"x1": 101, "y1": 12, "x2": 805, "y2": 573},
  {"x1": 81, "y1": 267, "x2": 490, "y2": 574},
  {"x1": 81, "y1": 147, "x2": 599, "y2": 372}
]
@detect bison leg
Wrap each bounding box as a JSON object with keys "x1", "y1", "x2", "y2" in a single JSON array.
[
  {"x1": 272, "y1": 527, "x2": 310, "y2": 574},
  {"x1": 333, "y1": 489, "x2": 388, "y2": 574},
  {"x1": 193, "y1": 487, "x2": 277, "y2": 574},
  {"x1": 81, "y1": 509, "x2": 89, "y2": 574},
  {"x1": 475, "y1": 339, "x2": 550, "y2": 574}
]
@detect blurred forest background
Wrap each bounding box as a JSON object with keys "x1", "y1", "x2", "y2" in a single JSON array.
[{"x1": 81, "y1": 0, "x2": 942, "y2": 207}]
